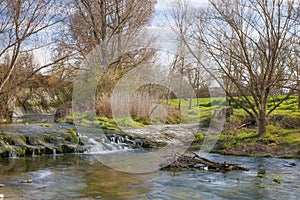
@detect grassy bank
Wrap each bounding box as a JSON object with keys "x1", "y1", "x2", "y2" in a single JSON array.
[
  {"x1": 190, "y1": 125, "x2": 300, "y2": 158},
  {"x1": 187, "y1": 95, "x2": 300, "y2": 158}
]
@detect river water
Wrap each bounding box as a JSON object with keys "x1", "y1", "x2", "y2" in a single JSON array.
[{"x1": 0, "y1": 153, "x2": 299, "y2": 200}]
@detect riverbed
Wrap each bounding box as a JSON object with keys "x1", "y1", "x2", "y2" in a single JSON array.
[{"x1": 0, "y1": 153, "x2": 299, "y2": 199}]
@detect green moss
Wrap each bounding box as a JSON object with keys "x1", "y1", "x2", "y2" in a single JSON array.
[
  {"x1": 114, "y1": 118, "x2": 144, "y2": 129},
  {"x1": 43, "y1": 135, "x2": 57, "y2": 143},
  {"x1": 273, "y1": 178, "x2": 281, "y2": 184},
  {"x1": 68, "y1": 129, "x2": 77, "y2": 136},
  {"x1": 64, "y1": 130, "x2": 79, "y2": 143},
  {"x1": 64, "y1": 134, "x2": 78, "y2": 143},
  {"x1": 257, "y1": 173, "x2": 266, "y2": 178},
  {"x1": 95, "y1": 116, "x2": 120, "y2": 130},
  {"x1": 209, "y1": 149, "x2": 226, "y2": 154},
  {"x1": 193, "y1": 132, "x2": 205, "y2": 143},
  {"x1": 97, "y1": 116, "x2": 112, "y2": 122},
  {"x1": 22, "y1": 136, "x2": 27, "y2": 143},
  {"x1": 264, "y1": 154, "x2": 273, "y2": 158},
  {"x1": 3, "y1": 136, "x2": 14, "y2": 145},
  {"x1": 19, "y1": 147, "x2": 27, "y2": 157},
  {"x1": 132, "y1": 116, "x2": 151, "y2": 125},
  {"x1": 37, "y1": 148, "x2": 41, "y2": 155},
  {"x1": 190, "y1": 144, "x2": 202, "y2": 150},
  {"x1": 40, "y1": 124, "x2": 51, "y2": 128}
]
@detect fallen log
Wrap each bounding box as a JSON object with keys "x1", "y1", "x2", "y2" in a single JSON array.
[{"x1": 160, "y1": 152, "x2": 249, "y2": 172}]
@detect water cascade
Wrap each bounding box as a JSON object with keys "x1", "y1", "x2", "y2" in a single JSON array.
[
  {"x1": 78, "y1": 132, "x2": 129, "y2": 154},
  {"x1": 9, "y1": 151, "x2": 18, "y2": 158}
]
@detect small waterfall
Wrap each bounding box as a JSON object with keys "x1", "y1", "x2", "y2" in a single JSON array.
[
  {"x1": 9, "y1": 151, "x2": 18, "y2": 158},
  {"x1": 83, "y1": 135, "x2": 129, "y2": 154},
  {"x1": 32, "y1": 149, "x2": 36, "y2": 156},
  {"x1": 53, "y1": 149, "x2": 56, "y2": 155}
]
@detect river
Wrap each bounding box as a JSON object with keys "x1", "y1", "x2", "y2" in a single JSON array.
[{"x1": 0, "y1": 153, "x2": 299, "y2": 200}]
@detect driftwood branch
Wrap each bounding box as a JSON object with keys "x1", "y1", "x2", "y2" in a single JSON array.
[{"x1": 160, "y1": 153, "x2": 249, "y2": 172}]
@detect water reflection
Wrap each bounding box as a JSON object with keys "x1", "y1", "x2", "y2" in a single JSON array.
[{"x1": 0, "y1": 154, "x2": 299, "y2": 199}]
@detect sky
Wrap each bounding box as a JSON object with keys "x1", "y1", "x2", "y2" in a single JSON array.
[
  {"x1": 155, "y1": 0, "x2": 208, "y2": 11},
  {"x1": 153, "y1": 0, "x2": 209, "y2": 26},
  {"x1": 148, "y1": 0, "x2": 210, "y2": 65},
  {"x1": 36, "y1": 0, "x2": 209, "y2": 67}
]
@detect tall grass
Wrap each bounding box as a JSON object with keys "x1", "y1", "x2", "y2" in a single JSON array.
[{"x1": 96, "y1": 92, "x2": 181, "y2": 125}]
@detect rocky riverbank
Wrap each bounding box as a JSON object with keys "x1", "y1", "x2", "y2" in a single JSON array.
[
  {"x1": 1, "y1": 122, "x2": 299, "y2": 159},
  {"x1": 0, "y1": 123, "x2": 173, "y2": 158},
  {"x1": 0, "y1": 124, "x2": 85, "y2": 158}
]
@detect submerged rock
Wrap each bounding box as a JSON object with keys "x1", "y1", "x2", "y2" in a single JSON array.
[
  {"x1": 257, "y1": 169, "x2": 266, "y2": 178},
  {"x1": 21, "y1": 179, "x2": 33, "y2": 183}
]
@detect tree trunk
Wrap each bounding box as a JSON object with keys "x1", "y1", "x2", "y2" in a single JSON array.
[
  {"x1": 257, "y1": 112, "x2": 267, "y2": 137},
  {"x1": 0, "y1": 95, "x2": 13, "y2": 122},
  {"x1": 189, "y1": 96, "x2": 192, "y2": 109},
  {"x1": 298, "y1": 80, "x2": 300, "y2": 110},
  {"x1": 298, "y1": 92, "x2": 300, "y2": 110},
  {"x1": 297, "y1": 65, "x2": 300, "y2": 110}
]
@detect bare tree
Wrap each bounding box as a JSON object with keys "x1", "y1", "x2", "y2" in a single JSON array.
[
  {"x1": 295, "y1": 48, "x2": 300, "y2": 110},
  {"x1": 165, "y1": 0, "x2": 209, "y2": 109},
  {"x1": 53, "y1": 0, "x2": 158, "y2": 103},
  {"x1": 172, "y1": 0, "x2": 300, "y2": 136},
  {"x1": 0, "y1": 52, "x2": 36, "y2": 119},
  {"x1": 55, "y1": 0, "x2": 158, "y2": 118},
  {"x1": 0, "y1": 0, "x2": 69, "y2": 120},
  {"x1": 298, "y1": 65, "x2": 300, "y2": 110},
  {"x1": 58, "y1": 0, "x2": 156, "y2": 70}
]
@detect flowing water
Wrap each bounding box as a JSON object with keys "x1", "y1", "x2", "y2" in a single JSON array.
[
  {"x1": 0, "y1": 153, "x2": 299, "y2": 200},
  {"x1": 1, "y1": 122, "x2": 299, "y2": 199}
]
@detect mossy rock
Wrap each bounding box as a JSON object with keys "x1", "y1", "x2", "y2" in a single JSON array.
[
  {"x1": 68, "y1": 129, "x2": 77, "y2": 136},
  {"x1": 273, "y1": 178, "x2": 281, "y2": 184},
  {"x1": 61, "y1": 144, "x2": 78, "y2": 153},
  {"x1": 0, "y1": 129, "x2": 88, "y2": 158},
  {"x1": 64, "y1": 133, "x2": 79, "y2": 144}
]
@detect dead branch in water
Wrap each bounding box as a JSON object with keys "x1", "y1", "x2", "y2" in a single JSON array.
[{"x1": 160, "y1": 152, "x2": 249, "y2": 172}]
